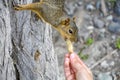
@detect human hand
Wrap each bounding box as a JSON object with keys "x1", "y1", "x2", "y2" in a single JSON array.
[{"x1": 64, "y1": 53, "x2": 93, "y2": 80}]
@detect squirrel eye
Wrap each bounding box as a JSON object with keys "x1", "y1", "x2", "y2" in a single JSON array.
[{"x1": 68, "y1": 29, "x2": 73, "y2": 34}]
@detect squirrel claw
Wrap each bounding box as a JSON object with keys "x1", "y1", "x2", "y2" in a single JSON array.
[{"x1": 14, "y1": 5, "x2": 22, "y2": 10}]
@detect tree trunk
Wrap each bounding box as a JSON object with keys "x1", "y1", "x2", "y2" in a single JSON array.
[{"x1": 0, "y1": 0, "x2": 59, "y2": 80}]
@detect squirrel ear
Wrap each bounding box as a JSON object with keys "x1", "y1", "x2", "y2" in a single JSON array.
[{"x1": 61, "y1": 18, "x2": 70, "y2": 26}]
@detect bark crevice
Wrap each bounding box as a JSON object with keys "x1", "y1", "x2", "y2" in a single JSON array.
[{"x1": 14, "y1": 64, "x2": 20, "y2": 80}]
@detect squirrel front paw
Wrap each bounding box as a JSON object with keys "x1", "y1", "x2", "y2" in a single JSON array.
[{"x1": 14, "y1": 5, "x2": 23, "y2": 10}]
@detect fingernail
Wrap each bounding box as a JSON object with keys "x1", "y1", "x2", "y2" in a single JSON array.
[
  {"x1": 66, "y1": 58, "x2": 69, "y2": 62},
  {"x1": 65, "y1": 58, "x2": 69, "y2": 64},
  {"x1": 70, "y1": 53, "x2": 75, "y2": 59}
]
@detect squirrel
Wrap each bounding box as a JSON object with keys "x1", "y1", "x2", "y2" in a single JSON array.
[{"x1": 14, "y1": 0, "x2": 78, "y2": 53}]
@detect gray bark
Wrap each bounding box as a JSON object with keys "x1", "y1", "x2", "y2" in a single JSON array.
[{"x1": 0, "y1": 0, "x2": 59, "y2": 80}]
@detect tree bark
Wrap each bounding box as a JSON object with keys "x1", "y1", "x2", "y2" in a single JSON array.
[{"x1": 0, "y1": 0, "x2": 59, "y2": 80}]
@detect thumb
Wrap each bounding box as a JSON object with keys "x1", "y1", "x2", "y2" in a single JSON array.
[{"x1": 70, "y1": 53, "x2": 82, "y2": 72}]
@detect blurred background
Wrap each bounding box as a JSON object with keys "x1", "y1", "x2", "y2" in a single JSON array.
[{"x1": 52, "y1": 0, "x2": 120, "y2": 80}]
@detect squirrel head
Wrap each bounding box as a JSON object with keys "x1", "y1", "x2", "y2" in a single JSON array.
[{"x1": 58, "y1": 17, "x2": 78, "y2": 42}]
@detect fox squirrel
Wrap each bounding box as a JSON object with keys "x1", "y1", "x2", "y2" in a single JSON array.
[{"x1": 14, "y1": 0, "x2": 78, "y2": 53}]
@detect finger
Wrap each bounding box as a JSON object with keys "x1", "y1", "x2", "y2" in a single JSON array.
[
  {"x1": 70, "y1": 68, "x2": 74, "y2": 74},
  {"x1": 64, "y1": 57, "x2": 71, "y2": 77},
  {"x1": 73, "y1": 53, "x2": 87, "y2": 68},
  {"x1": 74, "y1": 53, "x2": 92, "y2": 73},
  {"x1": 66, "y1": 73, "x2": 75, "y2": 80},
  {"x1": 70, "y1": 53, "x2": 82, "y2": 72},
  {"x1": 64, "y1": 54, "x2": 70, "y2": 68},
  {"x1": 65, "y1": 53, "x2": 70, "y2": 58},
  {"x1": 71, "y1": 53, "x2": 93, "y2": 76}
]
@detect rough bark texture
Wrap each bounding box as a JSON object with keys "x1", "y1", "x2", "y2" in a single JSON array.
[{"x1": 0, "y1": 0, "x2": 59, "y2": 80}]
